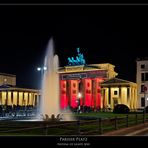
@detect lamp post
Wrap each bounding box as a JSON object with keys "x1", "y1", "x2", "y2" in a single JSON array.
[
  {"x1": 37, "y1": 66, "x2": 47, "y2": 112},
  {"x1": 37, "y1": 66, "x2": 47, "y2": 87},
  {"x1": 37, "y1": 66, "x2": 47, "y2": 74}
]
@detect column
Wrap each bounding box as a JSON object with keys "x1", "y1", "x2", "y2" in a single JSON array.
[
  {"x1": 18, "y1": 92, "x2": 23, "y2": 106},
  {"x1": 13, "y1": 91, "x2": 18, "y2": 106},
  {"x1": 110, "y1": 88, "x2": 114, "y2": 109},
  {"x1": 32, "y1": 93, "x2": 35, "y2": 106},
  {"x1": 0, "y1": 91, "x2": 2, "y2": 105},
  {"x1": 7, "y1": 91, "x2": 12, "y2": 106},
  {"x1": 133, "y1": 87, "x2": 137, "y2": 109},
  {"x1": 129, "y1": 87, "x2": 132, "y2": 109},
  {"x1": 127, "y1": 87, "x2": 129, "y2": 106},
  {"x1": 121, "y1": 87, "x2": 125, "y2": 105},
  {"x1": 28, "y1": 93, "x2": 32, "y2": 105},
  {"x1": 17, "y1": 91, "x2": 19, "y2": 106},
  {"x1": 33, "y1": 94, "x2": 38, "y2": 106},
  {"x1": 2, "y1": 91, "x2": 6, "y2": 105},
  {"x1": 131, "y1": 87, "x2": 134, "y2": 110},
  {"x1": 119, "y1": 87, "x2": 121, "y2": 103},
  {"x1": 24, "y1": 92, "x2": 28, "y2": 106},
  {"x1": 91, "y1": 79, "x2": 95, "y2": 108}
]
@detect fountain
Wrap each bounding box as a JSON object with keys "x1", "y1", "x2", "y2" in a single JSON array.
[{"x1": 38, "y1": 38, "x2": 75, "y2": 121}]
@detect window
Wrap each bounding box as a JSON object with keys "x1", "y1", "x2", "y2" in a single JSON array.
[
  {"x1": 114, "y1": 90, "x2": 118, "y2": 95},
  {"x1": 141, "y1": 64, "x2": 145, "y2": 69},
  {"x1": 141, "y1": 73, "x2": 145, "y2": 81},
  {"x1": 141, "y1": 97, "x2": 145, "y2": 107},
  {"x1": 145, "y1": 73, "x2": 148, "y2": 81},
  {"x1": 141, "y1": 85, "x2": 145, "y2": 92}
]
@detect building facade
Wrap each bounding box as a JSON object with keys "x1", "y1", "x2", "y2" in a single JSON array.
[
  {"x1": 136, "y1": 58, "x2": 148, "y2": 108},
  {"x1": 0, "y1": 73, "x2": 16, "y2": 86},
  {"x1": 100, "y1": 78, "x2": 137, "y2": 110},
  {"x1": 59, "y1": 63, "x2": 118, "y2": 110},
  {"x1": 0, "y1": 73, "x2": 40, "y2": 107}
]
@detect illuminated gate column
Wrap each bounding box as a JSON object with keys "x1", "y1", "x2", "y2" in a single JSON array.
[
  {"x1": 60, "y1": 80, "x2": 68, "y2": 109},
  {"x1": 78, "y1": 79, "x2": 84, "y2": 107},
  {"x1": 70, "y1": 80, "x2": 79, "y2": 108},
  {"x1": 95, "y1": 78, "x2": 103, "y2": 110},
  {"x1": 84, "y1": 79, "x2": 92, "y2": 107}
]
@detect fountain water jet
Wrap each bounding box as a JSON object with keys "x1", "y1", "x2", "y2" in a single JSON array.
[{"x1": 38, "y1": 38, "x2": 75, "y2": 121}]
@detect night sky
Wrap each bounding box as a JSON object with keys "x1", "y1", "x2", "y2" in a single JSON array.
[{"x1": 0, "y1": 5, "x2": 148, "y2": 89}]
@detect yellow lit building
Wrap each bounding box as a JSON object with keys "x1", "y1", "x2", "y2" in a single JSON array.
[
  {"x1": 0, "y1": 73, "x2": 40, "y2": 107},
  {"x1": 100, "y1": 78, "x2": 137, "y2": 110},
  {"x1": 0, "y1": 87, "x2": 40, "y2": 106}
]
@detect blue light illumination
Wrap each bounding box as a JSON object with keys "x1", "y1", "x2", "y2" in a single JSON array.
[{"x1": 68, "y1": 47, "x2": 86, "y2": 66}]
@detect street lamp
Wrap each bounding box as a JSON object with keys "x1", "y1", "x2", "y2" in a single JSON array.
[
  {"x1": 37, "y1": 66, "x2": 47, "y2": 79},
  {"x1": 37, "y1": 66, "x2": 47, "y2": 72},
  {"x1": 37, "y1": 66, "x2": 47, "y2": 110}
]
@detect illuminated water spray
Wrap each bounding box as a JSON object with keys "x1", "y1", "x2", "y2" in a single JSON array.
[{"x1": 39, "y1": 38, "x2": 75, "y2": 121}]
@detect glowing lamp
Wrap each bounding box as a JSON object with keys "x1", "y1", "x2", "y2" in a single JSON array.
[
  {"x1": 78, "y1": 92, "x2": 82, "y2": 99},
  {"x1": 37, "y1": 67, "x2": 41, "y2": 71},
  {"x1": 43, "y1": 66, "x2": 47, "y2": 70}
]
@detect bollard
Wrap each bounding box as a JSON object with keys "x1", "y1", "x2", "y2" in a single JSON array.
[
  {"x1": 115, "y1": 116, "x2": 118, "y2": 130},
  {"x1": 126, "y1": 114, "x2": 129, "y2": 127}
]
